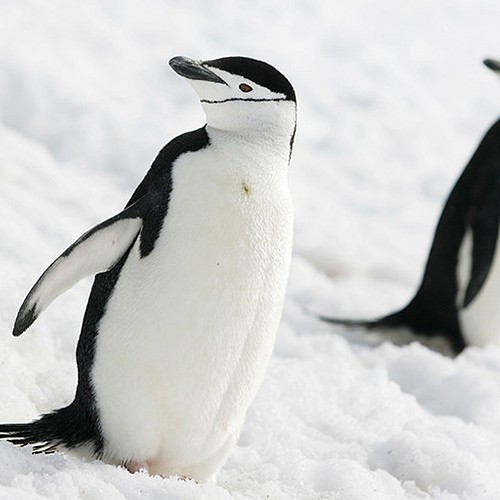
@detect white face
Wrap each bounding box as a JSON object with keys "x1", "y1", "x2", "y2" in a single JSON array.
[
  {"x1": 187, "y1": 67, "x2": 289, "y2": 104},
  {"x1": 189, "y1": 68, "x2": 295, "y2": 138}
]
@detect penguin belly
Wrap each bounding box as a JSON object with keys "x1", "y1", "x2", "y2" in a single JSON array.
[
  {"x1": 91, "y1": 147, "x2": 293, "y2": 480},
  {"x1": 459, "y1": 229, "x2": 500, "y2": 347}
]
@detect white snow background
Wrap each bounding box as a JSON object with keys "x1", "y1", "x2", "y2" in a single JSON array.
[{"x1": 1, "y1": 1, "x2": 500, "y2": 499}]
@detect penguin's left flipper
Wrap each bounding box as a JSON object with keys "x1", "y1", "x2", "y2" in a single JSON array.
[
  {"x1": 13, "y1": 196, "x2": 154, "y2": 337},
  {"x1": 462, "y1": 170, "x2": 500, "y2": 307}
]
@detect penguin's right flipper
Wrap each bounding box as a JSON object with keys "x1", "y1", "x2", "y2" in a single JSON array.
[
  {"x1": 462, "y1": 170, "x2": 500, "y2": 307},
  {"x1": 13, "y1": 197, "x2": 153, "y2": 337}
]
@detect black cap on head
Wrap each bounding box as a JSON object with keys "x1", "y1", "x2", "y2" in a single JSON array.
[{"x1": 204, "y1": 56, "x2": 296, "y2": 102}]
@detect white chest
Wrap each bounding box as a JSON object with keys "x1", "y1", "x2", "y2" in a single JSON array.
[{"x1": 91, "y1": 137, "x2": 293, "y2": 477}]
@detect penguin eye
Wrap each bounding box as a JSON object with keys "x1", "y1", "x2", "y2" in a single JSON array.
[{"x1": 239, "y1": 83, "x2": 253, "y2": 93}]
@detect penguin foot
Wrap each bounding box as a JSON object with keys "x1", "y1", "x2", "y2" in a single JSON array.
[
  {"x1": 126, "y1": 460, "x2": 149, "y2": 474},
  {"x1": 125, "y1": 461, "x2": 194, "y2": 481}
]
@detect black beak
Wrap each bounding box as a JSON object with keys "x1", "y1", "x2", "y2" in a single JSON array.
[
  {"x1": 169, "y1": 56, "x2": 226, "y2": 84},
  {"x1": 484, "y1": 58, "x2": 500, "y2": 72}
]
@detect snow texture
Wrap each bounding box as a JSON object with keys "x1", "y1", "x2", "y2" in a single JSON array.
[{"x1": 1, "y1": 1, "x2": 500, "y2": 498}]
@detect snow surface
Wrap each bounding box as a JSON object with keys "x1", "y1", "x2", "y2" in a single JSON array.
[{"x1": 2, "y1": 1, "x2": 500, "y2": 498}]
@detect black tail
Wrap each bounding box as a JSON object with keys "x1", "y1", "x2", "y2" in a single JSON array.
[
  {"x1": 320, "y1": 310, "x2": 406, "y2": 330},
  {"x1": 321, "y1": 298, "x2": 465, "y2": 353},
  {"x1": 0, "y1": 400, "x2": 103, "y2": 456},
  {"x1": 0, "y1": 420, "x2": 61, "y2": 454}
]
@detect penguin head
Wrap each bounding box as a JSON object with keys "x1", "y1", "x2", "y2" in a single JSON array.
[{"x1": 169, "y1": 56, "x2": 296, "y2": 142}]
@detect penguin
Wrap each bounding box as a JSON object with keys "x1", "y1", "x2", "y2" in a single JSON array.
[
  {"x1": 0, "y1": 56, "x2": 297, "y2": 481},
  {"x1": 322, "y1": 58, "x2": 500, "y2": 354}
]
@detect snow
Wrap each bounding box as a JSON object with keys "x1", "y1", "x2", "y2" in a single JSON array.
[{"x1": 1, "y1": 1, "x2": 500, "y2": 498}]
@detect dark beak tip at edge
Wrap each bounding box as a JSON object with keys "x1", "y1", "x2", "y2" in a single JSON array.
[
  {"x1": 484, "y1": 58, "x2": 500, "y2": 72},
  {"x1": 169, "y1": 56, "x2": 192, "y2": 71},
  {"x1": 168, "y1": 56, "x2": 226, "y2": 85}
]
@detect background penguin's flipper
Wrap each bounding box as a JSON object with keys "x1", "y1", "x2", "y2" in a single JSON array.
[
  {"x1": 13, "y1": 197, "x2": 152, "y2": 337},
  {"x1": 462, "y1": 168, "x2": 500, "y2": 307}
]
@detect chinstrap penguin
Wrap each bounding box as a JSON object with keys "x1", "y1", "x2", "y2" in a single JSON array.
[
  {"x1": 0, "y1": 56, "x2": 297, "y2": 481},
  {"x1": 322, "y1": 58, "x2": 500, "y2": 354}
]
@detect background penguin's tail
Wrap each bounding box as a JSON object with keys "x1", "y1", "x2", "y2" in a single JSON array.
[
  {"x1": 320, "y1": 299, "x2": 465, "y2": 353},
  {"x1": 320, "y1": 310, "x2": 406, "y2": 330}
]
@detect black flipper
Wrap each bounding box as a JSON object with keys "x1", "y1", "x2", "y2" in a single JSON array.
[
  {"x1": 12, "y1": 197, "x2": 151, "y2": 337},
  {"x1": 462, "y1": 165, "x2": 500, "y2": 307}
]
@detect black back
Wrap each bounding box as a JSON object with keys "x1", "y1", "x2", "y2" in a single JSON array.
[
  {"x1": 73, "y1": 125, "x2": 210, "y2": 454},
  {"x1": 0, "y1": 126, "x2": 210, "y2": 454}
]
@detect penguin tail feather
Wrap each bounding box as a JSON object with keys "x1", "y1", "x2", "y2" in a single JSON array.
[
  {"x1": 319, "y1": 310, "x2": 406, "y2": 330},
  {"x1": 321, "y1": 302, "x2": 466, "y2": 354},
  {"x1": 0, "y1": 422, "x2": 63, "y2": 453},
  {"x1": 0, "y1": 403, "x2": 100, "y2": 455},
  {"x1": 0, "y1": 421, "x2": 63, "y2": 454}
]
